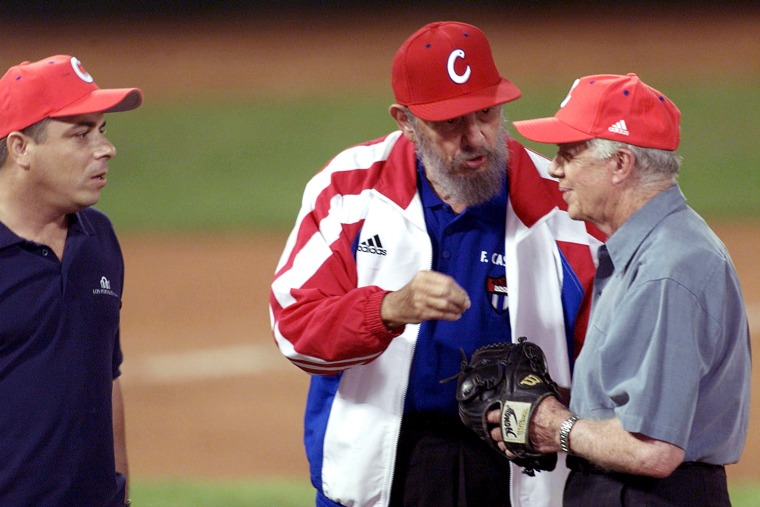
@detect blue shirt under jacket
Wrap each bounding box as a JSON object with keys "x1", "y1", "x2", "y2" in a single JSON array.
[
  {"x1": 404, "y1": 167, "x2": 512, "y2": 414},
  {"x1": 404, "y1": 165, "x2": 584, "y2": 415}
]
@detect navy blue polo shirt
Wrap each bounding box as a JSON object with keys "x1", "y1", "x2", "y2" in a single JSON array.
[
  {"x1": 0, "y1": 208, "x2": 126, "y2": 506},
  {"x1": 404, "y1": 166, "x2": 513, "y2": 415}
]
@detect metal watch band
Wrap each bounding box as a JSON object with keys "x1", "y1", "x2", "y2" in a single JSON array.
[{"x1": 559, "y1": 415, "x2": 580, "y2": 453}]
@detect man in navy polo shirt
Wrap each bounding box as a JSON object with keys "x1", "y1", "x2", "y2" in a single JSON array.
[{"x1": 0, "y1": 55, "x2": 142, "y2": 506}]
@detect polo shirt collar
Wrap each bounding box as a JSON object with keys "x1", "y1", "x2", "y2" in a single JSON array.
[
  {"x1": 0, "y1": 221, "x2": 22, "y2": 250},
  {"x1": 0, "y1": 211, "x2": 92, "y2": 250},
  {"x1": 68, "y1": 211, "x2": 93, "y2": 236}
]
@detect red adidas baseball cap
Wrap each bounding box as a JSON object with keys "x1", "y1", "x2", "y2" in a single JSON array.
[
  {"x1": 513, "y1": 73, "x2": 680, "y2": 150},
  {"x1": 0, "y1": 55, "x2": 143, "y2": 139},
  {"x1": 392, "y1": 21, "x2": 521, "y2": 122}
]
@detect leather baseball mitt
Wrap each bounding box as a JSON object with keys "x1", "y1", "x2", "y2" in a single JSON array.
[{"x1": 453, "y1": 336, "x2": 559, "y2": 476}]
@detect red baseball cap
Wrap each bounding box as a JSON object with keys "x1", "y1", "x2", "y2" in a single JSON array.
[
  {"x1": 513, "y1": 73, "x2": 680, "y2": 150},
  {"x1": 0, "y1": 55, "x2": 143, "y2": 139},
  {"x1": 392, "y1": 21, "x2": 521, "y2": 122}
]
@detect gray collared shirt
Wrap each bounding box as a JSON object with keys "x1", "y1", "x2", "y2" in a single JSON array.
[{"x1": 570, "y1": 185, "x2": 751, "y2": 464}]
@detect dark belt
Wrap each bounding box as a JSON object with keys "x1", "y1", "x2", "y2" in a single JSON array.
[{"x1": 566, "y1": 454, "x2": 724, "y2": 476}]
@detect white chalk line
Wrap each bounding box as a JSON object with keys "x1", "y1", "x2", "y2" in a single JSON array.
[
  {"x1": 123, "y1": 302, "x2": 760, "y2": 386},
  {"x1": 122, "y1": 342, "x2": 293, "y2": 386}
]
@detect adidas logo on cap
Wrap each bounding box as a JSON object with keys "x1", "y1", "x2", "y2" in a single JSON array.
[{"x1": 608, "y1": 119, "x2": 629, "y2": 136}]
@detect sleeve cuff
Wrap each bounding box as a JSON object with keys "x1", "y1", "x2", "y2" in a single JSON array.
[{"x1": 366, "y1": 289, "x2": 405, "y2": 337}]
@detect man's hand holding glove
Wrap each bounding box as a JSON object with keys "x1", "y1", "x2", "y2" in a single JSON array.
[{"x1": 451, "y1": 336, "x2": 560, "y2": 476}]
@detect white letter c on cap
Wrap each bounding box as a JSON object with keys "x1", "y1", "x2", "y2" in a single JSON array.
[
  {"x1": 70, "y1": 56, "x2": 94, "y2": 83},
  {"x1": 447, "y1": 49, "x2": 471, "y2": 84}
]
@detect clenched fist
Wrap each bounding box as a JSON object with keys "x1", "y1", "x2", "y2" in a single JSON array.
[{"x1": 381, "y1": 270, "x2": 471, "y2": 329}]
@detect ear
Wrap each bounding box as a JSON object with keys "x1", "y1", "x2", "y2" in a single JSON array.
[
  {"x1": 610, "y1": 148, "x2": 636, "y2": 185},
  {"x1": 5, "y1": 132, "x2": 32, "y2": 169},
  {"x1": 389, "y1": 104, "x2": 416, "y2": 142}
]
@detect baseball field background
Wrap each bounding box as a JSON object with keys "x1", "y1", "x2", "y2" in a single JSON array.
[{"x1": 3, "y1": 4, "x2": 759, "y2": 505}]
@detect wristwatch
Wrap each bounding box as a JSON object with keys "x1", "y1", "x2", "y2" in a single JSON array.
[{"x1": 559, "y1": 415, "x2": 580, "y2": 453}]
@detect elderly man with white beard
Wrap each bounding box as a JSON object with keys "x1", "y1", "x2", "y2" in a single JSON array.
[{"x1": 270, "y1": 21, "x2": 602, "y2": 507}]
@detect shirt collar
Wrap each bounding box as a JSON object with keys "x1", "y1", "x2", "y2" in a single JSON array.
[
  {"x1": 0, "y1": 211, "x2": 92, "y2": 250},
  {"x1": 68, "y1": 211, "x2": 92, "y2": 236},
  {"x1": 0, "y1": 221, "x2": 22, "y2": 250},
  {"x1": 605, "y1": 184, "x2": 687, "y2": 272}
]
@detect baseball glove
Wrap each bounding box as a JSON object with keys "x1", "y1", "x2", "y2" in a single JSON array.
[{"x1": 453, "y1": 336, "x2": 559, "y2": 476}]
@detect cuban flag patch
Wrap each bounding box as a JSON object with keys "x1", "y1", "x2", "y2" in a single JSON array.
[{"x1": 486, "y1": 275, "x2": 509, "y2": 313}]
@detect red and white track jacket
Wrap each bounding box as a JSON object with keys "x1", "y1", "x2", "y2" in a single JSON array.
[{"x1": 270, "y1": 131, "x2": 602, "y2": 507}]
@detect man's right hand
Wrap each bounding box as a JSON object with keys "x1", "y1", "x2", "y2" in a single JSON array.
[{"x1": 381, "y1": 270, "x2": 471, "y2": 329}]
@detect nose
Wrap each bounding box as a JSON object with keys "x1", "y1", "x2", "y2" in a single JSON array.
[
  {"x1": 461, "y1": 114, "x2": 486, "y2": 148},
  {"x1": 96, "y1": 135, "x2": 117, "y2": 159},
  {"x1": 549, "y1": 156, "x2": 564, "y2": 179}
]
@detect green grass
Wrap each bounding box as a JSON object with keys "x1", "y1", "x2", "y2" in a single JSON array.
[
  {"x1": 99, "y1": 95, "x2": 396, "y2": 232},
  {"x1": 129, "y1": 477, "x2": 759, "y2": 506},
  {"x1": 130, "y1": 478, "x2": 313, "y2": 507},
  {"x1": 731, "y1": 482, "x2": 760, "y2": 507},
  {"x1": 98, "y1": 80, "x2": 759, "y2": 233}
]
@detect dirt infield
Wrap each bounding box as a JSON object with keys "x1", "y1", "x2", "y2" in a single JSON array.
[
  {"x1": 118, "y1": 224, "x2": 760, "y2": 484},
  {"x1": 4, "y1": 8, "x2": 757, "y2": 488}
]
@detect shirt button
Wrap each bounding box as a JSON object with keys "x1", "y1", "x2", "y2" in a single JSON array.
[
  {"x1": 42, "y1": 249, "x2": 49, "y2": 256},
  {"x1": 442, "y1": 251, "x2": 451, "y2": 259}
]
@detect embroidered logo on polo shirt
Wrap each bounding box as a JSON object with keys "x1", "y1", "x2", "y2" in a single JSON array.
[
  {"x1": 486, "y1": 275, "x2": 508, "y2": 313},
  {"x1": 357, "y1": 234, "x2": 387, "y2": 256},
  {"x1": 92, "y1": 276, "x2": 119, "y2": 298}
]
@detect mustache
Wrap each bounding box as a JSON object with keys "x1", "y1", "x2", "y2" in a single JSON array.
[{"x1": 450, "y1": 146, "x2": 495, "y2": 168}]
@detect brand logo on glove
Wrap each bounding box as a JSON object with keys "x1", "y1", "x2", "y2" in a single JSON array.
[
  {"x1": 519, "y1": 374, "x2": 543, "y2": 387},
  {"x1": 501, "y1": 401, "x2": 530, "y2": 444}
]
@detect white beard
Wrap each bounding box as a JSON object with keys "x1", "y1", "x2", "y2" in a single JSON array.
[{"x1": 416, "y1": 124, "x2": 509, "y2": 207}]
